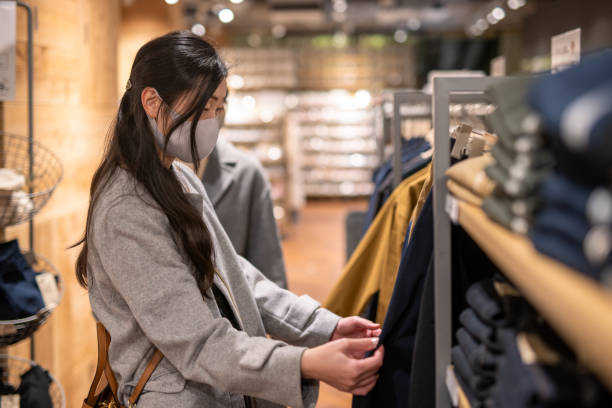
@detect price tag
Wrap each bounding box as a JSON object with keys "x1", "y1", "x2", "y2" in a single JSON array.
[
  {"x1": 35, "y1": 272, "x2": 60, "y2": 308},
  {"x1": 551, "y1": 28, "x2": 581, "y2": 72},
  {"x1": 445, "y1": 194, "x2": 459, "y2": 224},
  {"x1": 490, "y1": 56, "x2": 506, "y2": 77},
  {"x1": 445, "y1": 365, "x2": 459, "y2": 407}
]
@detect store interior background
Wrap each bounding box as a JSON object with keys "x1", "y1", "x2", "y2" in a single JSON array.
[{"x1": 1, "y1": 0, "x2": 611, "y2": 406}]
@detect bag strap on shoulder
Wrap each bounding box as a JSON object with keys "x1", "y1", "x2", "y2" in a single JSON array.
[{"x1": 83, "y1": 322, "x2": 164, "y2": 408}]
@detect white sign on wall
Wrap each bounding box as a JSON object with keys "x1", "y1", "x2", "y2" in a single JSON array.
[
  {"x1": 551, "y1": 28, "x2": 581, "y2": 72},
  {"x1": 0, "y1": 1, "x2": 16, "y2": 101}
]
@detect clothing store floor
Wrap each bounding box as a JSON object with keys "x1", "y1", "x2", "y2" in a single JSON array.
[{"x1": 282, "y1": 199, "x2": 368, "y2": 408}]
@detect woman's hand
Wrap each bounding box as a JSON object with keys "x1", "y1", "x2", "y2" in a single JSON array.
[
  {"x1": 331, "y1": 316, "x2": 382, "y2": 342},
  {"x1": 301, "y1": 338, "x2": 384, "y2": 396}
]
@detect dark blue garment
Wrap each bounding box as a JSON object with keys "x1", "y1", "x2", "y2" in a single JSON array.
[
  {"x1": 457, "y1": 328, "x2": 499, "y2": 375},
  {"x1": 494, "y1": 328, "x2": 612, "y2": 408},
  {"x1": 361, "y1": 138, "x2": 431, "y2": 235},
  {"x1": 466, "y1": 281, "x2": 505, "y2": 327},
  {"x1": 528, "y1": 51, "x2": 612, "y2": 170},
  {"x1": 0, "y1": 240, "x2": 45, "y2": 320},
  {"x1": 452, "y1": 345, "x2": 495, "y2": 399},
  {"x1": 459, "y1": 309, "x2": 500, "y2": 352},
  {"x1": 539, "y1": 174, "x2": 612, "y2": 226},
  {"x1": 353, "y1": 193, "x2": 433, "y2": 408}
]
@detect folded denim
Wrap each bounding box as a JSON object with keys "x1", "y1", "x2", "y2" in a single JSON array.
[
  {"x1": 452, "y1": 345, "x2": 495, "y2": 400},
  {"x1": 457, "y1": 328, "x2": 499, "y2": 375},
  {"x1": 530, "y1": 225, "x2": 610, "y2": 280},
  {"x1": 459, "y1": 309, "x2": 501, "y2": 351},
  {"x1": 466, "y1": 281, "x2": 505, "y2": 326},
  {"x1": 539, "y1": 174, "x2": 612, "y2": 226},
  {"x1": 528, "y1": 50, "x2": 612, "y2": 170},
  {"x1": 482, "y1": 195, "x2": 530, "y2": 235},
  {"x1": 485, "y1": 112, "x2": 543, "y2": 154},
  {"x1": 485, "y1": 163, "x2": 550, "y2": 198},
  {"x1": 494, "y1": 328, "x2": 612, "y2": 407}
]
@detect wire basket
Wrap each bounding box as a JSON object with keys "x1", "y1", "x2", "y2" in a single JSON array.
[
  {"x1": 0, "y1": 132, "x2": 63, "y2": 228},
  {"x1": 0, "y1": 354, "x2": 66, "y2": 408},
  {"x1": 0, "y1": 252, "x2": 64, "y2": 346}
]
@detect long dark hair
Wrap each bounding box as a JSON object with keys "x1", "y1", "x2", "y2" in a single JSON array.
[{"x1": 74, "y1": 31, "x2": 227, "y2": 294}]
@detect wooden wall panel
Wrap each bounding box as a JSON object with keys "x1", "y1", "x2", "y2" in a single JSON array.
[{"x1": 1, "y1": 1, "x2": 119, "y2": 407}]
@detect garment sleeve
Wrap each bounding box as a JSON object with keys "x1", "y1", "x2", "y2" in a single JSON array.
[
  {"x1": 246, "y1": 181, "x2": 289, "y2": 289},
  {"x1": 238, "y1": 255, "x2": 341, "y2": 348},
  {"x1": 92, "y1": 196, "x2": 311, "y2": 408}
]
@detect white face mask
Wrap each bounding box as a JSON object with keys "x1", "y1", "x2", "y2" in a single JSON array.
[{"x1": 147, "y1": 91, "x2": 220, "y2": 162}]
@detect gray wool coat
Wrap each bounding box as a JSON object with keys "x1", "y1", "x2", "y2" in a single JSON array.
[
  {"x1": 87, "y1": 161, "x2": 341, "y2": 408},
  {"x1": 202, "y1": 139, "x2": 288, "y2": 289}
]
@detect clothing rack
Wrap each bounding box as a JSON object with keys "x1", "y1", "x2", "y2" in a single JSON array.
[
  {"x1": 432, "y1": 75, "x2": 612, "y2": 407},
  {"x1": 431, "y1": 76, "x2": 503, "y2": 408}
]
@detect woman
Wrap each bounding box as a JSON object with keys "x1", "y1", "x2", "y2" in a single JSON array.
[{"x1": 75, "y1": 31, "x2": 384, "y2": 408}]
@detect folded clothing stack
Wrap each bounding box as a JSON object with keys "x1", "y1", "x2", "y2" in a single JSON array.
[
  {"x1": 527, "y1": 51, "x2": 612, "y2": 282},
  {"x1": 0, "y1": 240, "x2": 45, "y2": 320},
  {"x1": 453, "y1": 279, "x2": 530, "y2": 408},
  {"x1": 494, "y1": 328, "x2": 612, "y2": 408},
  {"x1": 0, "y1": 365, "x2": 53, "y2": 408},
  {"x1": 482, "y1": 77, "x2": 555, "y2": 234},
  {"x1": 446, "y1": 154, "x2": 496, "y2": 207},
  {"x1": 0, "y1": 168, "x2": 34, "y2": 225}
]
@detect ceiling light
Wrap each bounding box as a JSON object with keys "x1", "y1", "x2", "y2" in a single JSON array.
[
  {"x1": 487, "y1": 12, "x2": 499, "y2": 25},
  {"x1": 164, "y1": 0, "x2": 179, "y2": 4},
  {"x1": 190, "y1": 23, "x2": 205, "y2": 36},
  {"x1": 476, "y1": 18, "x2": 489, "y2": 31},
  {"x1": 218, "y1": 8, "x2": 234, "y2": 23},
  {"x1": 508, "y1": 0, "x2": 526, "y2": 9},
  {"x1": 407, "y1": 17, "x2": 421, "y2": 31},
  {"x1": 272, "y1": 25, "x2": 287, "y2": 38},
  {"x1": 492, "y1": 7, "x2": 506, "y2": 21},
  {"x1": 394, "y1": 29, "x2": 408, "y2": 43},
  {"x1": 230, "y1": 0, "x2": 243, "y2": 3}
]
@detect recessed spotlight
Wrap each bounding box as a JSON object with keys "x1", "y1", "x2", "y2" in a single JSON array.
[
  {"x1": 407, "y1": 17, "x2": 421, "y2": 31},
  {"x1": 492, "y1": 7, "x2": 506, "y2": 21},
  {"x1": 190, "y1": 23, "x2": 205, "y2": 36},
  {"x1": 218, "y1": 8, "x2": 234, "y2": 23},
  {"x1": 165, "y1": 0, "x2": 179, "y2": 4},
  {"x1": 230, "y1": 0, "x2": 243, "y2": 3},
  {"x1": 272, "y1": 25, "x2": 287, "y2": 38},
  {"x1": 333, "y1": 0, "x2": 348, "y2": 13}
]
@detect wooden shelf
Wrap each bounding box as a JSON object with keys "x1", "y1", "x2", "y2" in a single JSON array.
[
  {"x1": 446, "y1": 365, "x2": 472, "y2": 408},
  {"x1": 456, "y1": 200, "x2": 612, "y2": 390}
]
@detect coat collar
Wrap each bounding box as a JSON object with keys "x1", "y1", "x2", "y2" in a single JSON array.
[{"x1": 202, "y1": 138, "x2": 240, "y2": 206}]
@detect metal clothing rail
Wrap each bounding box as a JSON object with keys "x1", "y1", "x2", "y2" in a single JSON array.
[{"x1": 431, "y1": 76, "x2": 507, "y2": 408}]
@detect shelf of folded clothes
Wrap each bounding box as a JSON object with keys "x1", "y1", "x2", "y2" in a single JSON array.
[
  {"x1": 453, "y1": 199, "x2": 612, "y2": 390},
  {"x1": 0, "y1": 241, "x2": 63, "y2": 347},
  {"x1": 0, "y1": 354, "x2": 65, "y2": 408},
  {"x1": 0, "y1": 132, "x2": 63, "y2": 228}
]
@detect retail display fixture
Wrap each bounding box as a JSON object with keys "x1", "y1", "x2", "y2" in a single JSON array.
[
  {"x1": 432, "y1": 75, "x2": 612, "y2": 407},
  {"x1": 0, "y1": 2, "x2": 65, "y2": 406}
]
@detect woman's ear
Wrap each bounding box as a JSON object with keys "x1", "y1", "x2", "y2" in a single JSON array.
[{"x1": 141, "y1": 87, "x2": 162, "y2": 118}]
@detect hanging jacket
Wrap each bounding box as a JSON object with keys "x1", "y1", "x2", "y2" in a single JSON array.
[{"x1": 324, "y1": 163, "x2": 431, "y2": 324}]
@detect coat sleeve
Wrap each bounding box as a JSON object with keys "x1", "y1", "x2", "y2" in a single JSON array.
[
  {"x1": 245, "y1": 176, "x2": 288, "y2": 289},
  {"x1": 91, "y1": 196, "x2": 311, "y2": 408},
  {"x1": 238, "y1": 255, "x2": 341, "y2": 348}
]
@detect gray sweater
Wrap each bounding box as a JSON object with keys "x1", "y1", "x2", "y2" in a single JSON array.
[{"x1": 87, "y1": 162, "x2": 340, "y2": 408}]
